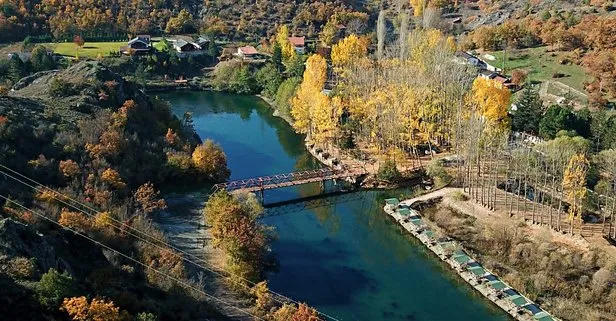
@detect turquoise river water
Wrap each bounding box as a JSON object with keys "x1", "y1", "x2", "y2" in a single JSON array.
[{"x1": 157, "y1": 91, "x2": 512, "y2": 321}]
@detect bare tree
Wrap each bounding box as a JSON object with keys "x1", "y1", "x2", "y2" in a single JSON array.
[{"x1": 377, "y1": 10, "x2": 386, "y2": 60}]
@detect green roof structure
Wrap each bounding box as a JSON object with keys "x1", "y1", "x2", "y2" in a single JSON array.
[
  {"x1": 399, "y1": 208, "x2": 412, "y2": 216},
  {"x1": 508, "y1": 295, "x2": 528, "y2": 307},
  {"x1": 487, "y1": 280, "x2": 508, "y2": 290},
  {"x1": 468, "y1": 266, "x2": 486, "y2": 276},
  {"x1": 453, "y1": 254, "x2": 472, "y2": 265},
  {"x1": 385, "y1": 198, "x2": 400, "y2": 206},
  {"x1": 424, "y1": 230, "x2": 435, "y2": 239},
  {"x1": 410, "y1": 219, "x2": 424, "y2": 226},
  {"x1": 437, "y1": 241, "x2": 456, "y2": 252},
  {"x1": 533, "y1": 312, "x2": 554, "y2": 321}
]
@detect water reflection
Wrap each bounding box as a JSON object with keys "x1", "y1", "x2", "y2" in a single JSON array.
[{"x1": 159, "y1": 91, "x2": 512, "y2": 321}]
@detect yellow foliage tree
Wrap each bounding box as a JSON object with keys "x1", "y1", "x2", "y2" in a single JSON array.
[
  {"x1": 331, "y1": 34, "x2": 368, "y2": 72},
  {"x1": 101, "y1": 168, "x2": 126, "y2": 190},
  {"x1": 276, "y1": 25, "x2": 296, "y2": 63},
  {"x1": 291, "y1": 54, "x2": 328, "y2": 136},
  {"x1": 191, "y1": 140, "x2": 231, "y2": 182},
  {"x1": 468, "y1": 77, "x2": 511, "y2": 129},
  {"x1": 59, "y1": 209, "x2": 91, "y2": 231},
  {"x1": 563, "y1": 153, "x2": 589, "y2": 235},
  {"x1": 313, "y1": 96, "x2": 344, "y2": 144},
  {"x1": 410, "y1": 0, "x2": 426, "y2": 16}
]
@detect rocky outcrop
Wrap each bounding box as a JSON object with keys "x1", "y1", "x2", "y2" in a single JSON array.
[{"x1": 0, "y1": 218, "x2": 58, "y2": 275}]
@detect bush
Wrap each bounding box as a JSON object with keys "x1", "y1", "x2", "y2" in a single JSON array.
[
  {"x1": 451, "y1": 191, "x2": 468, "y2": 201},
  {"x1": 36, "y1": 268, "x2": 77, "y2": 309},
  {"x1": 426, "y1": 159, "x2": 452, "y2": 186},
  {"x1": 4, "y1": 257, "x2": 36, "y2": 279},
  {"x1": 211, "y1": 60, "x2": 256, "y2": 94},
  {"x1": 49, "y1": 77, "x2": 76, "y2": 97},
  {"x1": 377, "y1": 159, "x2": 401, "y2": 182},
  {"x1": 274, "y1": 77, "x2": 301, "y2": 117}
]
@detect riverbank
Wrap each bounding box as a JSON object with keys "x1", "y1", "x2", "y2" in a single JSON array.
[{"x1": 383, "y1": 189, "x2": 560, "y2": 321}]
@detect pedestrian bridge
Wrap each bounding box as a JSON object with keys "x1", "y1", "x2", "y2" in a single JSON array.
[{"x1": 210, "y1": 166, "x2": 368, "y2": 195}]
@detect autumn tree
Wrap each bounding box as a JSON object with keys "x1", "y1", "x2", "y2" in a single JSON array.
[
  {"x1": 583, "y1": 50, "x2": 616, "y2": 103},
  {"x1": 291, "y1": 54, "x2": 328, "y2": 136},
  {"x1": 252, "y1": 281, "x2": 274, "y2": 317},
  {"x1": 510, "y1": 69, "x2": 528, "y2": 86},
  {"x1": 62, "y1": 296, "x2": 123, "y2": 321},
  {"x1": 331, "y1": 34, "x2": 368, "y2": 73},
  {"x1": 165, "y1": 9, "x2": 194, "y2": 34},
  {"x1": 291, "y1": 303, "x2": 323, "y2": 321},
  {"x1": 59, "y1": 208, "x2": 91, "y2": 231},
  {"x1": 276, "y1": 25, "x2": 296, "y2": 64},
  {"x1": 563, "y1": 153, "x2": 589, "y2": 235},
  {"x1": 191, "y1": 140, "x2": 230, "y2": 182},
  {"x1": 59, "y1": 160, "x2": 81, "y2": 178},
  {"x1": 133, "y1": 183, "x2": 166, "y2": 216},
  {"x1": 410, "y1": 0, "x2": 427, "y2": 17},
  {"x1": 468, "y1": 77, "x2": 511, "y2": 129},
  {"x1": 101, "y1": 168, "x2": 126, "y2": 190},
  {"x1": 203, "y1": 191, "x2": 269, "y2": 284}
]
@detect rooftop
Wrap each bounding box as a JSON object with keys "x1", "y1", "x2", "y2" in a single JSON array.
[
  {"x1": 238, "y1": 46, "x2": 258, "y2": 55},
  {"x1": 288, "y1": 36, "x2": 305, "y2": 47}
]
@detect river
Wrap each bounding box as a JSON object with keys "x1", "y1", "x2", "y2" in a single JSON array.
[{"x1": 155, "y1": 91, "x2": 512, "y2": 321}]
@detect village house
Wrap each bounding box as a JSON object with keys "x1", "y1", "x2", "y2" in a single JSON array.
[
  {"x1": 288, "y1": 36, "x2": 305, "y2": 54},
  {"x1": 121, "y1": 35, "x2": 151, "y2": 55},
  {"x1": 237, "y1": 46, "x2": 258, "y2": 59},
  {"x1": 167, "y1": 35, "x2": 210, "y2": 54}
]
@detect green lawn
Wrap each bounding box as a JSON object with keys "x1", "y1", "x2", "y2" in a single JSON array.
[
  {"x1": 45, "y1": 42, "x2": 125, "y2": 58},
  {"x1": 484, "y1": 46, "x2": 589, "y2": 93}
]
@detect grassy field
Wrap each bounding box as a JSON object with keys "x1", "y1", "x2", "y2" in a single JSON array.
[
  {"x1": 485, "y1": 46, "x2": 589, "y2": 93},
  {"x1": 45, "y1": 42, "x2": 125, "y2": 58}
]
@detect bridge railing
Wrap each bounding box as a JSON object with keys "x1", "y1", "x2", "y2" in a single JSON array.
[{"x1": 211, "y1": 165, "x2": 367, "y2": 193}]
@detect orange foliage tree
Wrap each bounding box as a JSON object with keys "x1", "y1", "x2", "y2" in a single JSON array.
[
  {"x1": 62, "y1": 296, "x2": 123, "y2": 321},
  {"x1": 101, "y1": 168, "x2": 126, "y2": 190},
  {"x1": 59, "y1": 160, "x2": 81, "y2": 178},
  {"x1": 133, "y1": 183, "x2": 166, "y2": 216},
  {"x1": 59, "y1": 208, "x2": 91, "y2": 231}
]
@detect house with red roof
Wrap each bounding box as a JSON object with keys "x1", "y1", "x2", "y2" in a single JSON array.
[
  {"x1": 288, "y1": 36, "x2": 305, "y2": 54},
  {"x1": 237, "y1": 46, "x2": 258, "y2": 59}
]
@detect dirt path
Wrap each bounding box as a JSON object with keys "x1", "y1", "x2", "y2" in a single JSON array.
[{"x1": 155, "y1": 193, "x2": 253, "y2": 321}]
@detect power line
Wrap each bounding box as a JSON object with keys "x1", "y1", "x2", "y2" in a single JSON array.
[
  {"x1": 0, "y1": 164, "x2": 340, "y2": 321},
  {"x1": 0, "y1": 195, "x2": 267, "y2": 321}
]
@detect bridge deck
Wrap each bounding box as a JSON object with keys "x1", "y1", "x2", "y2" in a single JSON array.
[{"x1": 212, "y1": 166, "x2": 367, "y2": 194}]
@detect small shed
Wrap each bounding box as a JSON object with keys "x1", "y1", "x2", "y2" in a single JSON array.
[
  {"x1": 487, "y1": 280, "x2": 508, "y2": 291},
  {"x1": 385, "y1": 198, "x2": 400, "y2": 207},
  {"x1": 453, "y1": 254, "x2": 472, "y2": 265},
  {"x1": 423, "y1": 230, "x2": 435, "y2": 240},
  {"x1": 467, "y1": 266, "x2": 487, "y2": 277},
  {"x1": 508, "y1": 295, "x2": 528, "y2": 307}
]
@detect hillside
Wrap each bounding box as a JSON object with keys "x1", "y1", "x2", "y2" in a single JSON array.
[{"x1": 0, "y1": 61, "x2": 231, "y2": 321}]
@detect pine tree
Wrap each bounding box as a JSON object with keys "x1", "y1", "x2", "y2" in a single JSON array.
[
  {"x1": 8, "y1": 55, "x2": 26, "y2": 83},
  {"x1": 272, "y1": 42, "x2": 283, "y2": 72},
  {"x1": 511, "y1": 85, "x2": 543, "y2": 135}
]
